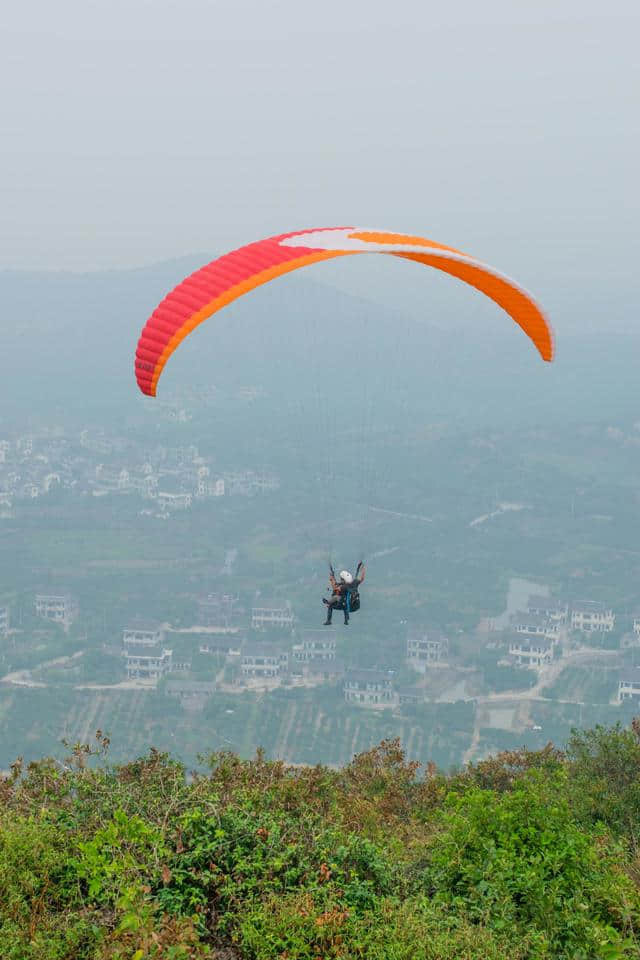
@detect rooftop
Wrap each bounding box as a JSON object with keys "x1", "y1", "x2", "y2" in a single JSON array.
[
  {"x1": 572, "y1": 600, "x2": 608, "y2": 614},
  {"x1": 512, "y1": 611, "x2": 549, "y2": 628},
  {"x1": 510, "y1": 639, "x2": 552, "y2": 652},
  {"x1": 252, "y1": 599, "x2": 291, "y2": 611},
  {"x1": 124, "y1": 643, "x2": 170, "y2": 659},
  {"x1": 619, "y1": 668, "x2": 640, "y2": 683}
]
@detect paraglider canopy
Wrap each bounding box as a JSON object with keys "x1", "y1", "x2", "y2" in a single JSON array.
[{"x1": 135, "y1": 226, "x2": 553, "y2": 397}]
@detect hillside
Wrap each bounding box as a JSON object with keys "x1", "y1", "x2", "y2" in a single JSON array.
[{"x1": 2, "y1": 722, "x2": 640, "y2": 959}]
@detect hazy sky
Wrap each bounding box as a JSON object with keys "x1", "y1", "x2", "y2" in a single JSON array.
[{"x1": 1, "y1": 0, "x2": 638, "y2": 329}]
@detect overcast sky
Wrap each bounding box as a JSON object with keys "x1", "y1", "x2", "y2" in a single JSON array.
[{"x1": 1, "y1": 0, "x2": 638, "y2": 330}]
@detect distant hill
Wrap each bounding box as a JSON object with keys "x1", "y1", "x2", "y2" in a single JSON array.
[{"x1": 2, "y1": 258, "x2": 639, "y2": 429}]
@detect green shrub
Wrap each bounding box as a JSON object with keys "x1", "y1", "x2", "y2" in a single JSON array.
[{"x1": 427, "y1": 772, "x2": 639, "y2": 957}]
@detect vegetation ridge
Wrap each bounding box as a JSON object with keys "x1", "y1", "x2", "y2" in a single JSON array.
[{"x1": 3, "y1": 722, "x2": 640, "y2": 958}]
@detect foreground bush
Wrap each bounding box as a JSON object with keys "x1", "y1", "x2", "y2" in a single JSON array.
[{"x1": 0, "y1": 731, "x2": 639, "y2": 958}]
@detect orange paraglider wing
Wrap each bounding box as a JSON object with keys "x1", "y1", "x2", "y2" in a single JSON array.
[{"x1": 135, "y1": 227, "x2": 553, "y2": 397}]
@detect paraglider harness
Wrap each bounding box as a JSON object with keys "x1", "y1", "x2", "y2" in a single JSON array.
[
  {"x1": 345, "y1": 586, "x2": 360, "y2": 613},
  {"x1": 328, "y1": 563, "x2": 362, "y2": 613}
]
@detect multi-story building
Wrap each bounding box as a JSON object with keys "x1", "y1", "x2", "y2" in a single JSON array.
[
  {"x1": 122, "y1": 620, "x2": 164, "y2": 648},
  {"x1": 0, "y1": 604, "x2": 9, "y2": 637},
  {"x1": 618, "y1": 668, "x2": 640, "y2": 702},
  {"x1": 508, "y1": 638, "x2": 553, "y2": 668},
  {"x1": 35, "y1": 593, "x2": 78, "y2": 628},
  {"x1": 251, "y1": 599, "x2": 294, "y2": 631},
  {"x1": 124, "y1": 644, "x2": 173, "y2": 682},
  {"x1": 344, "y1": 668, "x2": 396, "y2": 706},
  {"x1": 196, "y1": 477, "x2": 225, "y2": 498},
  {"x1": 406, "y1": 627, "x2": 448, "y2": 671},
  {"x1": 157, "y1": 491, "x2": 192, "y2": 511},
  {"x1": 571, "y1": 601, "x2": 615, "y2": 633},
  {"x1": 241, "y1": 642, "x2": 288, "y2": 678},
  {"x1": 513, "y1": 612, "x2": 561, "y2": 642},
  {"x1": 292, "y1": 630, "x2": 336, "y2": 662},
  {"x1": 632, "y1": 616, "x2": 640, "y2": 637}
]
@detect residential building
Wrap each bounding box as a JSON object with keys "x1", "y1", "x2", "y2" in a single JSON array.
[
  {"x1": 0, "y1": 604, "x2": 9, "y2": 637},
  {"x1": 527, "y1": 596, "x2": 568, "y2": 623},
  {"x1": 122, "y1": 620, "x2": 164, "y2": 648},
  {"x1": 571, "y1": 601, "x2": 615, "y2": 633},
  {"x1": 406, "y1": 627, "x2": 448, "y2": 670},
  {"x1": 199, "y1": 639, "x2": 243, "y2": 657},
  {"x1": 35, "y1": 593, "x2": 78, "y2": 628},
  {"x1": 157, "y1": 491, "x2": 192, "y2": 511},
  {"x1": 241, "y1": 642, "x2": 289, "y2": 678},
  {"x1": 618, "y1": 669, "x2": 640, "y2": 702},
  {"x1": 512, "y1": 612, "x2": 561, "y2": 642},
  {"x1": 251, "y1": 598, "x2": 294, "y2": 631},
  {"x1": 633, "y1": 616, "x2": 640, "y2": 637},
  {"x1": 225, "y1": 471, "x2": 279, "y2": 496},
  {"x1": 292, "y1": 629, "x2": 336, "y2": 662},
  {"x1": 124, "y1": 644, "x2": 173, "y2": 682},
  {"x1": 344, "y1": 668, "x2": 396, "y2": 706},
  {"x1": 508, "y1": 637, "x2": 553, "y2": 668}
]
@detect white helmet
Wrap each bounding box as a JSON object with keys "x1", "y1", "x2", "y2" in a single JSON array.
[{"x1": 339, "y1": 570, "x2": 354, "y2": 584}]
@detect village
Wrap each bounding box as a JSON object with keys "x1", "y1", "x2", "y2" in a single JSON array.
[
  {"x1": 0, "y1": 424, "x2": 279, "y2": 519},
  {"x1": 2, "y1": 585, "x2": 640, "y2": 715}
]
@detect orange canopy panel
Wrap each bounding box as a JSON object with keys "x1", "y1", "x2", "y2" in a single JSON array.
[{"x1": 135, "y1": 227, "x2": 553, "y2": 396}]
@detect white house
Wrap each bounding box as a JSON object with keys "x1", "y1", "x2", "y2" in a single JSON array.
[
  {"x1": 406, "y1": 627, "x2": 448, "y2": 670},
  {"x1": 618, "y1": 668, "x2": 640, "y2": 702},
  {"x1": 124, "y1": 644, "x2": 173, "y2": 682},
  {"x1": 251, "y1": 599, "x2": 294, "y2": 631},
  {"x1": 292, "y1": 630, "x2": 336, "y2": 662},
  {"x1": 344, "y1": 668, "x2": 396, "y2": 706},
  {"x1": 513, "y1": 612, "x2": 561, "y2": 642},
  {"x1": 157, "y1": 491, "x2": 192, "y2": 511},
  {"x1": 35, "y1": 593, "x2": 78, "y2": 628},
  {"x1": 123, "y1": 620, "x2": 164, "y2": 648},
  {"x1": 508, "y1": 637, "x2": 553, "y2": 668},
  {"x1": 241, "y1": 642, "x2": 288, "y2": 678},
  {"x1": 571, "y1": 601, "x2": 615, "y2": 633}
]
